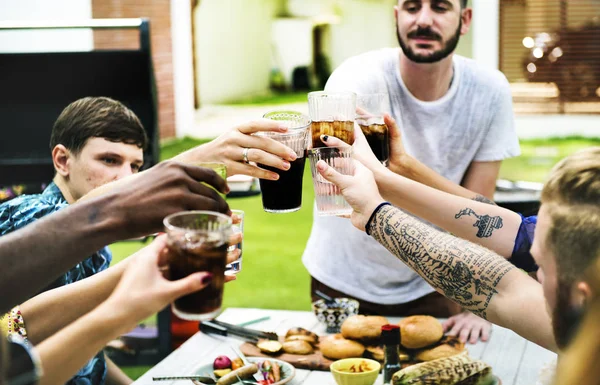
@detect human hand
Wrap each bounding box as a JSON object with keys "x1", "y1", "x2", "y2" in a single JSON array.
[
  {"x1": 383, "y1": 115, "x2": 410, "y2": 175},
  {"x1": 320, "y1": 125, "x2": 385, "y2": 174},
  {"x1": 443, "y1": 311, "x2": 492, "y2": 344},
  {"x1": 105, "y1": 236, "x2": 215, "y2": 324},
  {"x1": 108, "y1": 161, "x2": 229, "y2": 238},
  {"x1": 175, "y1": 119, "x2": 298, "y2": 180},
  {"x1": 316, "y1": 159, "x2": 385, "y2": 230}
]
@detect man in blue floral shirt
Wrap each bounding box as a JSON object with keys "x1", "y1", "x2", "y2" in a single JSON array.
[{"x1": 0, "y1": 97, "x2": 148, "y2": 385}]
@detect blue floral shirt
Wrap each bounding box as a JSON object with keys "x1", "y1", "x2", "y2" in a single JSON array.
[{"x1": 0, "y1": 182, "x2": 110, "y2": 385}]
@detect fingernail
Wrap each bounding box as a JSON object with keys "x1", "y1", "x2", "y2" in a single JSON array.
[
  {"x1": 322, "y1": 135, "x2": 329, "y2": 142},
  {"x1": 278, "y1": 124, "x2": 288, "y2": 131},
  {"x1": 271, "y1": 173, "x2": 279, "y2": 180},
  {"x1": 283, "y1": 161, "x2": 290, "y2": 170},
  {"x1": 289, "y1": 152, "x2": 297, "y2": 161},
  {"x1": 201, "y1": 273, "x2": 213, "y2": 284}
]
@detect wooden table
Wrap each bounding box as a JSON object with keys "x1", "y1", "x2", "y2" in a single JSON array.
[{"x1": 133, "y1": 308, "x2": 557, "y2": 385}]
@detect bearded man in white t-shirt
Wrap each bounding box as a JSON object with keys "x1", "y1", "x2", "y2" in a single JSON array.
[{"x1": 303, "y1": 0, "x2": 521, "y2": 344}]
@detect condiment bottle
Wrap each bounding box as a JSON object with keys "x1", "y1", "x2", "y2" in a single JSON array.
[{"x1": 381, "y1": 324, "x2": 402, "y2": 384}]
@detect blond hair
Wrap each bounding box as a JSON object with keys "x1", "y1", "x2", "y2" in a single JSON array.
[
  {"x1": 555, "y1": 257, "x2": 600, "y2": 385},
  {"x1": 541, "y1": 147, "x2": 600, "y2": 285}
]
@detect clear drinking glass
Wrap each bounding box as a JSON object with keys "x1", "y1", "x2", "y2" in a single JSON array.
[
  {"x1": 256, "y1": 111, "x2": 310, "y2": 213},
  {"x1": 308, "y1": 147, "x2": 354, "y2": 216},
  {"x1": 197, "y1": 162, "x2": 227, "y2": 198},
  {"x1": 163, "y1": 211, "x2": 232, "y2": 320},
  {"x1": 226, "y1": 209, "x2": 244, "y2": 274},
  {"x1": 356, "y1": 93, "x2": 390, "y2": 166},
  {"x1": 308, "y1": 91, "x2": 356, "y2": 149}
]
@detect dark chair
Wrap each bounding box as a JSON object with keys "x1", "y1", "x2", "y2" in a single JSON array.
[{"x1": 0, "y1": 19, "x2": 169, "y2": 366}]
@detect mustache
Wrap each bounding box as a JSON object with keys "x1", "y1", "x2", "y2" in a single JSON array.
[{"x1": 407, "y1": 27, "x2": 442, "y2": 41}]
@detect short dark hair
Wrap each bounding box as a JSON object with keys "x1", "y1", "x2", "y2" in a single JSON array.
[
  {"x1": 461, "y1": 0, "x2": 468, "y2": 8},
  {"x1": 50, "y1": 96, "x2": 148, "y2": 154}
]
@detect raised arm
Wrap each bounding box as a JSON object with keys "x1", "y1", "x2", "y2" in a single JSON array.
[
  {"x1": 316, "y1": 160, "x2": 557, "y2": 351},
  {"x1": 384, "y1": 115, "x2": 498, "y2": 204},
  {"x1": 373, "y1": 166, "x2": 522, "y2": 258},
  {"x1": 36, "y1": 237, "x2": 213, "y2": 385},
  {"x1": 0, "y1": 161, "x2": 228, "y2": 313},
  {"x1": 322, "y1": 127, "x2": 523, "y2": 258}
]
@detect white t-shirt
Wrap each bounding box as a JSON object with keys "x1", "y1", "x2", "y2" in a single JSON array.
[{"x1": 302, "y1": 48, "x2": 521, "y2": 304}]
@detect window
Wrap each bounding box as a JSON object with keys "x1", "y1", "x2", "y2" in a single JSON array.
[{"x1": 500, "y1": 0, "x2": 600, "y2": 114}]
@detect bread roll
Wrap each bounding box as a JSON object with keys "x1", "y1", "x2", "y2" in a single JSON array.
[
  {"x1": 282, "y1": 340, "x2": 314, "y2": 355},
  {"x1": 320, "y1": 334, "x2": 365, "y2": 360},
  {"x1": 286, "y1": 327, "x2": 318, "y2": 340},
  {"x1": 341, "y1": 315, "x2": 390, "y2": 341},
  {"x1": 285, "y1": 334, "x2": 318, "y2": 346},
  {"x1": 414, "y1": 343, "x2": 464, "y2": 361},
  {"x1": 398, "y1": 315, "x2": 443, "y2": 349}
]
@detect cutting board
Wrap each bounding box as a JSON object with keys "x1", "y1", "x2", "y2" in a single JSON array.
[{"x1": 240, "y1": 337, "x2": 334, "y2": 371}]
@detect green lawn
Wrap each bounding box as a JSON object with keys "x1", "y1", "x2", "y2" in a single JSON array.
[
  {"x1": 224, "y1": 91, "x2": 309, "y2": 106},
  {"x1": 115, "y1": 136, "x2": 600, "y2": 378}
]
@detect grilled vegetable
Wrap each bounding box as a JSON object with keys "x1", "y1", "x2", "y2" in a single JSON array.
[
  {"x1": 455, "y1": 366, "x2": 494, "y2": 385},
  {"x1": 392, "y1": 351, "x2": 490, "y2": 385}
]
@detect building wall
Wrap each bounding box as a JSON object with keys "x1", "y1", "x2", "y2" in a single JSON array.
[
  {"x1": 194, "y1": 0, "x2": 278, "y2": 105},
  {"x1": 0, "y1": 0, "x2": 93, "y2": 52},
  {"x1": 92, "y1": 0, "x2": 176, "y2": 138}
]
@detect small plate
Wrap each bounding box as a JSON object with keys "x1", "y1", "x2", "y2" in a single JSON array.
[{"x1": 193, "y1": 357, "x2": 295, "y2": 385}]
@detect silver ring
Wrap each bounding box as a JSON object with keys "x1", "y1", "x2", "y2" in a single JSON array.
[{"x1": 242, "y1": 147, "x2": 250, "y2": 164}]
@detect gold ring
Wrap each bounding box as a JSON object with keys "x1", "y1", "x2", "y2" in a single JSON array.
[{"x1": 242, "y1": 147, "x2": 250, "y2": 164}]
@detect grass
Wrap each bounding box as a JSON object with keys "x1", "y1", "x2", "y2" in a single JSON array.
[
  {"x1": 224, "y1": 91, "x2": 309, "y2": 106},
  {"x1": 114, "y1": 135, "x2": 600, "y2": 378},
  {"x1": 498, "y1": 137, "x2": 600, "y2": 182}
]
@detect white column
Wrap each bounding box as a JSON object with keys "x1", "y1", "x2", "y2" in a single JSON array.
[
  {"x1": 171, "y1": 0, "x2": 196, "y2": 138},
  {"x1": 0, "y1": 0, "x2": 93, "y2": 52},
  {"x1": 472, "y1": 0, "x2": 499, "y2": 69}
]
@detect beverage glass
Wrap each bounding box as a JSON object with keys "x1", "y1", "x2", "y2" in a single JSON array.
[
  {"x1": 163, "y1": 211, "x2": 232, "y2": 320},
  {"x1": 197, "y1": 162, "x2": 227, "y2": 198},
  {"x1": 226, "y1": 209, "x2": 244, "y2": 274},
  {"x1": 356, "y1": 93, "x2": 390, "y2": 166},
  {"x1": 308, "y1": 91, "x2": 356, "y2": 149},
  {"x1": 308, "y1": 147, "x2": 354, "y2": 216},
  {"x1": 256, "y1": 111, "x2": 310, "y2": 213}
]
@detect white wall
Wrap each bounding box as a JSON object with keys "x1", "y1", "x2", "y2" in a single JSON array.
[
  {"x1": 329, "y1": 0, "x2": 397, "y2": 70},
  {"x1": 272, "y1": 18, "x2": 314, "y2": 86},
  {"x1": 171, "y1": 0, "x2": 196, "y2": 137},
  {"x1": 0, "y1": 0, "x2": 93, "y2": 52},
  {"x1": 195, "y1": 0, "x2": 277, "y2": 105},
  {"x1": 472, "y1": 0, "x2": 499, "y2": 69}
]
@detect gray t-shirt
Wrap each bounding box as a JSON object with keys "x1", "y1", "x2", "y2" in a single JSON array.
[{"x1": 302, "y1": 48, "x2": 521, "y2": 304}]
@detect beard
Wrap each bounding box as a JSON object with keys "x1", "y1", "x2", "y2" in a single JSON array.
[
  {"x1": 397, "y1": 21, "x2": 462, "y2": 64},
  {"x1": 552, "y1": 280, "x2": 585, "y2": 349}
]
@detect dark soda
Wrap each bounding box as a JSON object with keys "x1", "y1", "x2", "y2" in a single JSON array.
[
  {"x1": 258, "y1": 157, "x2": 306, "y2": 212},
  {"x1": 311, "y1": 121, "x2": 354, "y2": 148},
  {"x1": 359, "y1": 123, "x2": 390, "y2": 164},
  {"x1": 168, "y1": 239, "x2": 228, "y2": 317}
]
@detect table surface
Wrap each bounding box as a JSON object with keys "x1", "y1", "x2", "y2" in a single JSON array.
[{"x1": 133, "y1": 308, "x2": 557, "y2": 385}]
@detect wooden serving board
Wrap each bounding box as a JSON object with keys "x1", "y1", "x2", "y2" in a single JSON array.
[{"x1": 240, "y1": 337, "x2": 334, "y2": 371}]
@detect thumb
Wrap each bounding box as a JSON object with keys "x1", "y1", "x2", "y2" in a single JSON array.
[
  {"x1": 320, "y1": 134, "x2": 350, "y2": 149},
  {"x1": 384, "y1": 114, "x2": 402, "y2": 142},
  {"x1": 316, "y1": 160, "x2": 350, "y2": 188},
  {"x1": 167, "y1": 271, "x2": 212, "y2": 300}
]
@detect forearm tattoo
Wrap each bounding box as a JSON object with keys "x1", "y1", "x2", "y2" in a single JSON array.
[
  {"x1": 472, "y1": 194, "x2": 497, "y2": 206},
  {"x1": 368, "y1": 205, "x2": 515, "y2": 319},
  {"x1": 455, "y1": 208, "x2": 504, "y2": 238}
]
